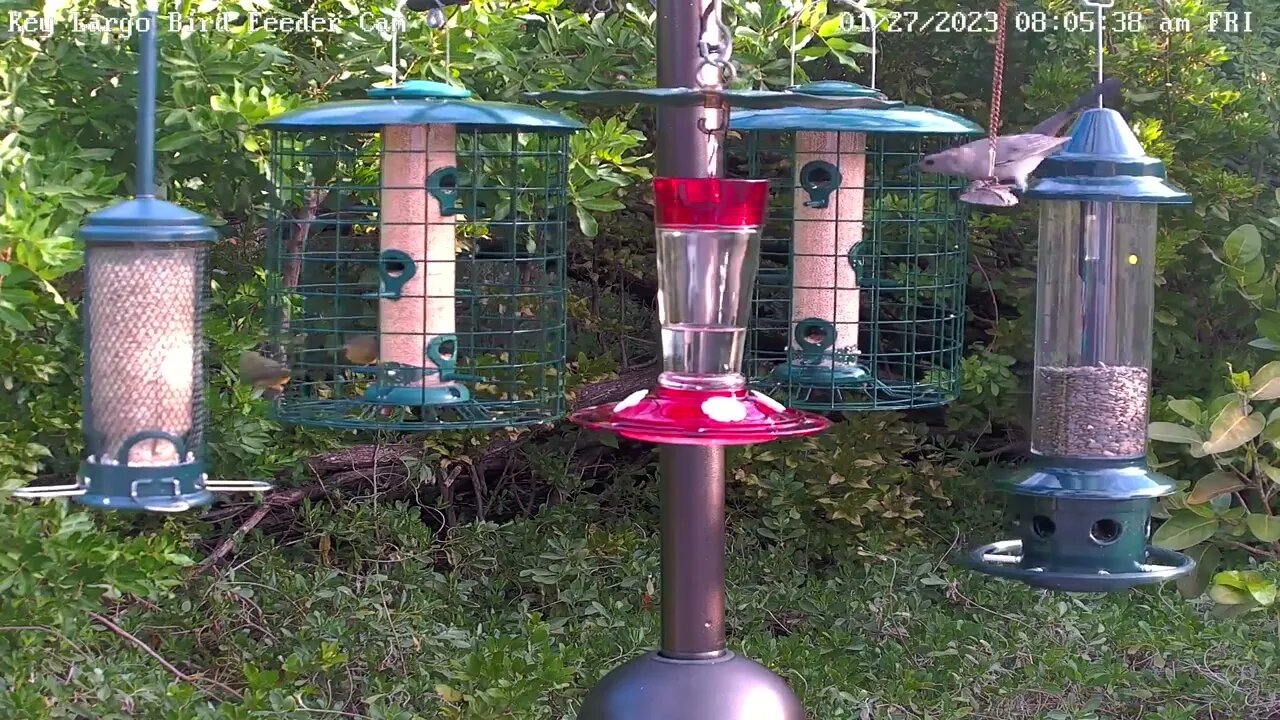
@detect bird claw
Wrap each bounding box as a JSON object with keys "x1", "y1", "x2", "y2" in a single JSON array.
[{"x1": 960, "y1": 180, "x2": 1020, "y2": 208}]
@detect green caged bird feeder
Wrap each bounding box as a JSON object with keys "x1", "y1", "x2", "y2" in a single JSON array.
[
  {"x1": 260, "y1": 80, "x2": 581, "y2": 431},
  {"x1": 965, "y1": 105, "x2": 1196, "y2": 593},
  {"x1": 729, "y1": 77, "x2": 983, "y2": 412}
]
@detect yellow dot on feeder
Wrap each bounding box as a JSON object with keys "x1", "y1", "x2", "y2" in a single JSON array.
[{"x1": 1128, "y1": 254, "x2": 1139, "y2": 265}]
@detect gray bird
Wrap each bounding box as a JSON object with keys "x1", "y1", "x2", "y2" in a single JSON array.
[{"x1": 919, "y1": 79, "x2": 1123, "y2": 201}]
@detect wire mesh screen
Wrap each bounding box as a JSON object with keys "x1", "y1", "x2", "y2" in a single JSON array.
[
  {"x1": 83, "y1": 244, "x2": 206, "y2": 466},
  {"x1": 732, "y1": 129, "x2": 970, "y2": 411},
  {"x1": 266, "y1": 125, "x2": 569, "y2": 431}
]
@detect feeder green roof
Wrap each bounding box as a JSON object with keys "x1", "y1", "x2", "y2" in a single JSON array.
[
  {"x1": 262, "y1": 81, "x2": 583, "y2": 133},
  {"x1": 1025, "y1": 107, "x2": 1190, "y2": 204},
  {"x1": 521, "y1": 86, "x2": 905, "y2": 111},
  {"x1": 79, "y1": 197, "x2": 217, "y2": 244},
  {"x1": 729, "y1": 82, "x2": 983, "y2": 135}
]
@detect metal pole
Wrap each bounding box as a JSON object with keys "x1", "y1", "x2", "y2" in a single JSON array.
[
  {"x1": 655, "y1": 0, "x2": 727, "y2": 660},
  {"x1": 136, "y1": 0, "x2": 159, "y2": 198}
]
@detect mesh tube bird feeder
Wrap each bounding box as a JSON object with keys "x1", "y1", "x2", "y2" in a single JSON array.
[
  {"x1": 11, "y1": 2, "x2": 268, "y2": 512},
  {"x1": 261, "y1": 81, "x2": 580, "y2": 431},
  {"x1": 730, "y1": 81, "x2": 983, "y2": 411},
  {"x1": 966, "y1": 107, "x2": 1196, "y2": 592}
]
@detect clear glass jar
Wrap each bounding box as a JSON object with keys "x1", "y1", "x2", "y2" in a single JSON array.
[{"x1": 1030, "y1": 200, "x2": 1157, "y2": 460}]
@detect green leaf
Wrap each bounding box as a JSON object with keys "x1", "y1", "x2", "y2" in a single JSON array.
[
  {"x1": 1202, "y1": 406, "x2": 1265, "y2": 455},
  {"x1": 1186, "y1": 471, "x2": 1245, "y2": 505},
  {"x1": 154, "y1": 132, "x2": 204, "y2": 152},
  {"x1": 1223, "y1": 224, "x2": 1262, "y2": 264},
  {"x1": 1151, "y1": 512, "x2": 1220, "y2": 550},
  {"x1": 1214, "y1": 570, "x2": 1277, "y2": 606},
  {"x1": 1167, "y1": 399, "x2": 1201, "y2": 424},
  {"x1": 1251, "y1": 361, "x2": 1280, "y2": 400},
  {"x1": 1208, "y1": 583, "x2": 1254, "y2": 606},
  {"x1": 1175, "y1": 543, "x2": 1219, "y2": 599},
  {"x1": 1148, "y1": 422, "x2": 1201, "y2": 445},
  {"x1": 1257, "y1": 309, "x2": 1280, "y2": 342},
  {"x1": 1259, "y1": 458, "x2": 1280, "y2": 484},
  {"x1": 1250, "y1": 337, "x2": 1280, "y2": 351},
  {"x1": 1246, "y1": 513, "x2": 1280, "y2": 542},
  {"x1": 575, "y1": 205, "x2": 599, "y2": 238}
]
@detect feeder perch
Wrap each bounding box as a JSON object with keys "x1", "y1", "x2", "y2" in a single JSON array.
[
  {"x1": 728, "y1": 81, "x2": 983, "y2": 412},
  {"x1": 261, "y1": 80, "x2": 580, "y2": 431},
  {"x1": 966, "y1": 107, "x2": 1195, "y2": 592},
  {"x1": 571, "y1": 177, "x2": 831, "y2": 445}
]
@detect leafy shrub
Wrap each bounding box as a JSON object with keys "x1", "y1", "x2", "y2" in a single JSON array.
[{"x1": 729, "y1": 414, "x2": 959, "y2": 550}]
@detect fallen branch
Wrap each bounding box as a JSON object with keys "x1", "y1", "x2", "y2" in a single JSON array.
[
  {"x1": 89, "y1": 612, "x2": 242, "y2": 701},
  {"x1": 196, "y1": 362, "x2": 660, "y2": 573}
]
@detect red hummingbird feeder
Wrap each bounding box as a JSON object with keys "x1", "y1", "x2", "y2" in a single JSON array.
[{"x1": 571, "y1": 177, "x2": 832, "y2": 445}]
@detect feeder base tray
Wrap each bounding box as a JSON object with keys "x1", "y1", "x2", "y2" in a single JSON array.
[
  {"x1": 362, "y1": 382, "x2": 471, "y2": 407},
  {"x1": 75, "y1": 461, "x2": 213, "y2": 513},
  {"x1": 965, "y1": 539, "x2": 1195, "y2": 593},
  {"x1": 578, "y1": 651, "x2": 803, "y2": 720},
  {"x1": 570, "y1": 384, "x2": 830, "y2": 446},
  {"x1": 768, "y1": 359, "x2": 871, "y2": 388}
]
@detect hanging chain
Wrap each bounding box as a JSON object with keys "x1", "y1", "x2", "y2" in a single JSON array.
[
  {"x1": 697, "y1": 0, "x2": 737, "y2": 88},
  {"x1": 986, "y1": 0, "x2": 1008, "y2": 180}
]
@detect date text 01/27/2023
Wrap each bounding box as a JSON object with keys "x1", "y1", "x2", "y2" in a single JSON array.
[{"x1": 837, "y1": 10, "x2": 1152, "y2": 34}]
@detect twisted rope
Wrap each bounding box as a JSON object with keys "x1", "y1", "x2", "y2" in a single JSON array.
[{"x1": 987, "y1": 0, "x2": 1008, "y2": 179}]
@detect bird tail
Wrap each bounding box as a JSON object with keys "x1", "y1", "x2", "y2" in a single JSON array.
[{"x1": 1028, "y1": 77, "x2": 1123, "y2": 137}]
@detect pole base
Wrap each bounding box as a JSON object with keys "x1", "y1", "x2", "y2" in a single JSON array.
[
  {"x1": 577, "y1": 651, "x2": 804, "y2": 720},
  {"x1": 966, "y1": 539, "x2": 1195, "y2": 593}
]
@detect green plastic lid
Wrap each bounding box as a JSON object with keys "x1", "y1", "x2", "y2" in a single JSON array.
[
  {"x1": 1025, "y1": 108, "x2": 1191, "y2": 204},
  {"x1": 367, "y1": 80, "x2": 472, "y2": 100},
  {"x1": 262, "y1": 80, "x2": 582, "y2": 133},
  {"x1": 79, "y1": 197, "x2": 217, "y2": 245}
]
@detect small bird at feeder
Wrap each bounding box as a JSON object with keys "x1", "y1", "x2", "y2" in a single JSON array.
[
  {"x1": 342, "y1": 335, "x2": 379, "y2": 366},
  {"x1": 918, "y1": 78, "x2": 1122, "y2": 205},
  {"x1": 239, "y1": 350, "x2": 291, "y2": 398}
]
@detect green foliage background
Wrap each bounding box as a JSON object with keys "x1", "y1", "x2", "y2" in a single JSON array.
[{"x1": 2, "y1": 0, "x2": 1280, "y2": 717}]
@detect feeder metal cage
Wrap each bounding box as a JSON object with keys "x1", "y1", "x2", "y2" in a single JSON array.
[
  {"x1": 261, "y1": 81, "x2": 581, "y2": 431},
  {"x1": 728, "y1": 81, "x2": 984, "y2": 412}
]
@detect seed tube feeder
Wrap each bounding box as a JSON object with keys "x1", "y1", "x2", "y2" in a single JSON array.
[
  {"x1": 967, "y1": 107, "x2": 1195, "y2": 592},
  {"x1": 730, "y1": 81, "x2": 982, "y2": 411},
  {"x1": 571, "y1": 178, "x2": 831, "y2": 445},
  {"x1": 11, "y1": 2, "x2": 268, "y2": 512},
  {"x1": 261, "y1": 81, "x2": 580, "y2": 431}
]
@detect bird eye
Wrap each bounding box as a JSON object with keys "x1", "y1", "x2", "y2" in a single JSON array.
[{"x1": 924, "y1": 159, "x2": 935, "y2": 166}]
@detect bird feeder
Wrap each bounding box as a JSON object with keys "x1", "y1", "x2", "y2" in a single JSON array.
[
  {"x1": 728, "y1": 81, "x2": 983, "y2": 411},
  {"x1": 571, "y1": 178, "x2": 831, "y2": 445},
  {"x1": 11, "y1": 6, "x2": 269, "y2": 511},
  {"x1": 966, "y1": 107, "x2": 1196, "y2": 592},
  {"x1": 260, "y1": 80, "x2": 580, "y2": 431}
]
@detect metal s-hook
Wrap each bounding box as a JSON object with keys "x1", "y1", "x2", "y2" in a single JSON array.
[{"x1": 696, "y1": 104, "x2": 729, "y2": 135}]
